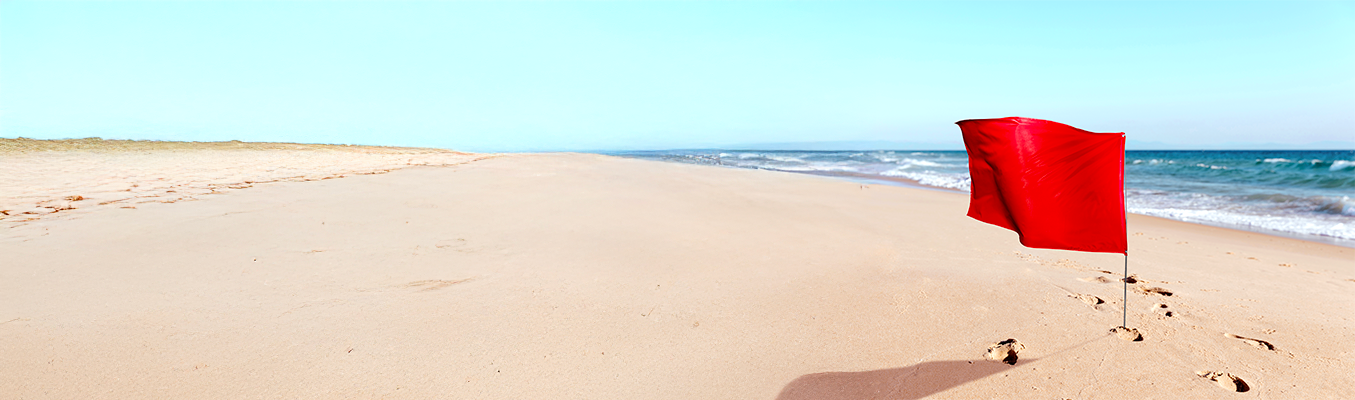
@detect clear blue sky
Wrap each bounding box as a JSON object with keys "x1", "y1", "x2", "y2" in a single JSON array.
[{"x1": 2, "y1": 1, "x2": 1352, "y2": 151}]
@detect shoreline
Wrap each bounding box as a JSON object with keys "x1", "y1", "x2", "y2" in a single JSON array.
[
  {"x1": 3, "y1": 138, "x2": 1347, "y2": 248},
  {"x1": 4, "y1": 139, "x2": 1347, "y2": 248},
  {"x1": 685, "y1": 162, "x2": 1355, "y2": 249}
]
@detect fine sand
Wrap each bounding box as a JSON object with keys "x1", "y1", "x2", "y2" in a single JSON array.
[
  {"x1": 2, "y1": 142, "x2": 1352, "y2": 399},
  {"x1": 0, "y1": 138, "x2": 490, "y2": 228}
]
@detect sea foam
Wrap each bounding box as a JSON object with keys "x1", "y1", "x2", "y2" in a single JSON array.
[{"x1": 615, "y1": 149, "x2": 1355, "y2": 245}]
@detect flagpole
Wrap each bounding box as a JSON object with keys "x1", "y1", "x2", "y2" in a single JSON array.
[{"x1": 1121, "y1": 136, "x2": 1128, "y2": 329}]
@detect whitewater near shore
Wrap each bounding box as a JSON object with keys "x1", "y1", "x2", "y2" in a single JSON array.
[
  {"x1": 2, "y1": 141, "x2": 1352, "y2": 399},
  {"x1": 618, "y1": 149, "x2": 1355, "y2": 245}
]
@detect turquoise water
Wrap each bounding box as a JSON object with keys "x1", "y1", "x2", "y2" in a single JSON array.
[{"x1": 615, "y1": 150, "x2": 1355, "y2": 245}]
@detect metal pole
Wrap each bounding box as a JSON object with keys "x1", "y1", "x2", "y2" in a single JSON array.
[{"x1": 1120, "y1": 139, "x2": 1128, "y2": 328}]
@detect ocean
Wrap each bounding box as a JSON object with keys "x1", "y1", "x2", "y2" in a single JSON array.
[{"x1": 613, "y1": 150, "x2": 1355, "y2": 247}]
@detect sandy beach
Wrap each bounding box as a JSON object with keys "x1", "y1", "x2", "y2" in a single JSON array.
[{"x1": 2, "y1": 142, "x2": 1352, "y2": 399}]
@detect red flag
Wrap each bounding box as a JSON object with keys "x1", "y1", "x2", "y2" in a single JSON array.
[{"x1": 957, "y1": 117, "x2": 1127, "y2": 253}]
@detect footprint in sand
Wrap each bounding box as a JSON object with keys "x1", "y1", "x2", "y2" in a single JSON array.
[
  {"x1": 1225, "y1": 333, "x2": 1275, "y2": 351},
  {"x1": 1068, "y1": 293, "x2": 1104, "y2": 307},
  {"x1": 1136, "y1": 286, "x2": 1173, "y2": 296},
  {"x1": 1079, "y1": 276, "x2": 1114, "y2": 284},
  {"x1": 435, "y1": 238, "x2": 468, "y2": 249},
  {"x1": 403, "y1": 278, "x2": 473, "y2": 292},
  {"x1": 1196, "y1": 370, "x2": 1249, "y2": 392},
  {"x1": 984, "y1": 339, "x2": 1025, "y2": 365},
  {"x1": 1111, "y1": 326, "x2": 1143, "y2": 341},
  {"x1": 1152, "y1": 303, "x2": 1174, "y2": 317}
]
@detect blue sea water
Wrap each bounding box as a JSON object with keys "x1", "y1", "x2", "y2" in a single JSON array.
[{"x1": 613, "y1": 150, "x2": 1355, "y2": 246}]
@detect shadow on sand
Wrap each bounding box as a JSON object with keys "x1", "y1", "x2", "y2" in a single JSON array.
[{"x1": 776, "y1": 358, "x2": 1038, "y2": 400}]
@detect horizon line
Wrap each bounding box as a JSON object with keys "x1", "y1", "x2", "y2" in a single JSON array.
[{"x1": 3, "y1": 136, "x2": 1352, "y2": 153}]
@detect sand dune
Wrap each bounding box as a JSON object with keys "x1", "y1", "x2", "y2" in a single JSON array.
[{"x1": 2, "y1": 145, "x2": 1352, "y2": 399}]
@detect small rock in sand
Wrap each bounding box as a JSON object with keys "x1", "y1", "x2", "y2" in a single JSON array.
[{"x1": 984, "y1": 338, "x2": 1025, "y2": 365}]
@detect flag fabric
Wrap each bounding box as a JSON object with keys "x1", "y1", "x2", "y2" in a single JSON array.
[{"x1": 957, "y1": 117, "x2": 1127, "y2": 253}]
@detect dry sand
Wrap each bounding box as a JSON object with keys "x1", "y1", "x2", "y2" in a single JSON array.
[
  {"x1": 0, "y1": 138, "x2": 489, "y2": 228},
  {"x1": 2, "y1": 142, "x2": 1352, "y2": 399}
]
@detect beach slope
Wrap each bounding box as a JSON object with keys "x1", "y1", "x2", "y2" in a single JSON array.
[{"x1": 2, "y1": 151, "x2": 1351, "y2": 399}]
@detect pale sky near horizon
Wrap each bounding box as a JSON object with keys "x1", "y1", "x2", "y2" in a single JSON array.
[{"x1": 2, "y1": 1, "x2": 1352, "y2": 152}]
